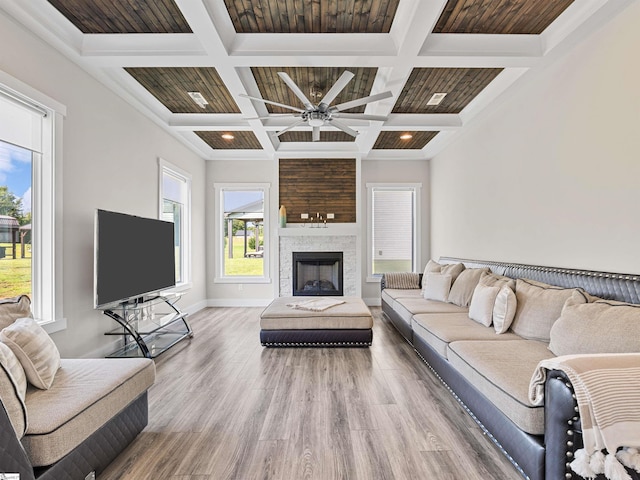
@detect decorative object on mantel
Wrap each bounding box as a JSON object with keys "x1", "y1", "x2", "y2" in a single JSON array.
[
  {"x1": 279, "y1": 205, "x2": 287, "y2": 228},
  {"x1": 300, "y1": 213, "x2": 309, "y2": 227}
]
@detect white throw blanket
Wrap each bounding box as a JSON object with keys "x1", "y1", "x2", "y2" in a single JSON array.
[
  {"x1": 529, "y1": 354, "x2": 640, "y2": 480},
  {"x1": 286, "y1": 297, "x2": 346, "y2": 312}
]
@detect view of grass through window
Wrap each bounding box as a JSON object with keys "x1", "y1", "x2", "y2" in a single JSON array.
[
  {"x1": 223, "y1": 190, "x2": 264, "y2": 276},
  {"x1": 0, "y1": 140, "x2": 32, "y2": 298}
]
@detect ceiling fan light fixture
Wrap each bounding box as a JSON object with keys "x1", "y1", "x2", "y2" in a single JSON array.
[
  {"x1": 427, "y1": 92, "x2": 447, "y2": 106},
  {"x1": 308, "y1": 118, "x2": 324, "y2": 127},
  {"x1": 187, "y1": 91, "x2": 209, "y2": 109}
]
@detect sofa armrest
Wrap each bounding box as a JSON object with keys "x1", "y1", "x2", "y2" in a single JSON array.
[{"x1": 0, "y1": 401, "x2": 35, "y2": 479}]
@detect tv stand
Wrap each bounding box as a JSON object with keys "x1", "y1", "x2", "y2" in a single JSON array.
[{"x1": 102, "y1": 294, "x2": 193, "y2": 358}]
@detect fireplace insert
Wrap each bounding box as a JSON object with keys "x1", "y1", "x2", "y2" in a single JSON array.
[{"x1": 292, "y1": 251, "x2": 343, "y2": 296}]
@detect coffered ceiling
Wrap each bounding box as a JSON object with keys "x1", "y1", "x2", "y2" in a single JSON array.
[{"x1": 0, "y1": 0, "x2": 630, "y2": 161}]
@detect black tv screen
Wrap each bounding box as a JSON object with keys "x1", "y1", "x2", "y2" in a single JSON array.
[{"x1": 94, "y1": 209, "x2": 176, "y2": 308}]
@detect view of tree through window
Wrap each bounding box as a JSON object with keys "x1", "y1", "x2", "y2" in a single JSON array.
[
  {"x1": 222, "y1": 189, "x2": 264, "y2": 277},
  {"x1": 0, "y1": 140, "x2": 32, "y2": 298}
]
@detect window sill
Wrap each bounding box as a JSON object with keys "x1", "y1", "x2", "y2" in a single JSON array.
[
  {"x1": 40, "y1": 317, "x2": 67, "y2": 334},
  {"x1": 366, "y1": 276, "x2": 382, "y2": 283}
]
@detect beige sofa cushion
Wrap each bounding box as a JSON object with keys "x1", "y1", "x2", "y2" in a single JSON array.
[
  {"x1": 549, "y1": 300, "x2": 640, "y2": 355},
  {"x1": 479, "y1": 272, "x2": 515, "y2": 290},
  {"x1": 412, "y1": 313, "x2": 520, "y2": 358},
  {"x1": 0, "y1": 317, "x2": 61, "y2": 389},
  {"x1": 0, "y1": 295, "x2": 33, "y2": 329},
  {"x1": 381, "y1": 288, "x2": 422, "y2": 311},
  {"x1": 394, "y1": 298, "x2": 468, "y2": 328},
  {"x1": 510, "y1": 279, "x2": 587, "y2": 343},
  {"x1": 22, "y1": 358, "x2": 155, "y2": 467},
  {"x1": 0, "y1": 342, "x2": 27, "y2": 437},
  {"x1": 447, "y1": 340, "x2": 555, "y2": 435},
  {"x1": 448, "y1": 268, "x2": 490, "y2": 307},
  {"x1": 260, "y1": 296, "x2": 373, "y2": 330}
]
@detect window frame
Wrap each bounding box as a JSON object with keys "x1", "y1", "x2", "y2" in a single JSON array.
[
  {"x1": 366, "y1": 182, "x2": 422, "y2": 282},
  {"x1": 158, "y1": 158, "x2": 192, "y2": 291},
  {"x1": 214, "y1": 182, "x2": 271, "y2": 284},
  {"x1": 0, "y1": 71, "x2": 66, "y2": 332}
]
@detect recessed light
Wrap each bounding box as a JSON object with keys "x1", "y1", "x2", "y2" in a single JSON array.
[
  {"x1": 427, "y1": 93, "x2": 447, "y2": 106},
  {"x1": 221, "y1": 133, "x2": 235, "y2": 140},
  {"x1": 400, "y1": 133, "x2": 413, "y2": 140},
  {"x1": 187, "y1": 91, "x2": 208, "y2": 109}
]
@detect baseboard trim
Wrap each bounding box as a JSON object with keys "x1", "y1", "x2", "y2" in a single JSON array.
[
  {"x1": 363, "y1": 297, "x2": 381, "y2": 307},
  {"x1": 207, "y1": 298, "x2": 272, "y2": 307}
]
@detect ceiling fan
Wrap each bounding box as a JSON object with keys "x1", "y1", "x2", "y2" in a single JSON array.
[{"x1": 241, "y1": 70, "x2": 392, "y2": 141}]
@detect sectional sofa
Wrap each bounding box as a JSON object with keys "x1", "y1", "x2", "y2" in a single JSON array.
[
  {"x1": 0, "y1": 296, "x2": 155, "y2": 479},
  {"x1": 381, "y1": 257, "x2": 640, "y2": 480}
]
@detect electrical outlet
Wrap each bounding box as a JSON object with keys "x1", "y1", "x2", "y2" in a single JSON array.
[
  {"x1": 378, "y1": 250, "x2": 383, "y2": 256},
  {"x1": 85, "y1": 472, "x2": 96, "y2": 480}
]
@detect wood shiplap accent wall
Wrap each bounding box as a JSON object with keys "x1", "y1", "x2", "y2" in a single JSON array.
[
  {"x1": 373, "y1": 131, "x2": 438, "y2": 150},
  {"x1": 196, "y1": 131, "x2": 262, "y2": 149},
  {"x1": 47, "y1": 0, "x2": 192, "y2": 34},
  {"x1": 392, "y1": 68, "x2": 503, "y2": 114},
  {"x1": 125, "y1": 67, "x2": 240, "y2": 114},
  {"x1": 279, "y1": 131, "x2": 355, "y2": 142},
  {"x1": 433, "y1": 0, "x2": 574, "y2": 35},
  {"x1": 252, "y1": 67, "x2": 377, "y2": 114},
  {"x1": 279, "y1": 159, "x2": 356, "y2": 223},
  {"x1": 224, "y1": 0, "x2": 400, "y2": 34}
]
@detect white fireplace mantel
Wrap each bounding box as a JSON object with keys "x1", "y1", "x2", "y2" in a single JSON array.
[{"x1": 278, "y1": 224, "x2": 359, "y2": 237}]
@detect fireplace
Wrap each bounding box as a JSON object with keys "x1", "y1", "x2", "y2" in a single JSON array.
[{"x1": 292, "y1": 252, "x2": 343, "y2": 296}]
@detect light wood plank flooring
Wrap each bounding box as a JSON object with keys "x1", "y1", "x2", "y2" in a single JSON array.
[{"x1": 100, "y1": 307, "x2": 522, "y2": 480}]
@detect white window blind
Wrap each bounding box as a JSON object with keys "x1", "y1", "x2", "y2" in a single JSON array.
[{"x1": 0, "y1": 91, "x2": 46, "y2": 153}]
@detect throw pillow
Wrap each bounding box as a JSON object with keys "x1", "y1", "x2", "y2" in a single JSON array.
[
  {"x1": 510, "y1": 278, "x2": 587, "y2": 343},
  {"x1": 493, "y1": 285, "x2": 517, "y2": 334},
  {"x1": 468, "y1": 283, "x2": 500, "y2": 327},
  {"x1": 0, "y1": 342, "x2": 28, "y2": 437},
  {"x1": 440, "y1": 263, "x2": 465, "y2": 285},
  {"x1": 448, "y1": 267, "x2": 490, "y2": 307},
  {"x1": 549, "y1": 300, "x2": 640, "y2": 355},
  {"x1": 384, "y1": 272, "x2": 420, "y2": 290},
  {"x1": 479, "y1": 272, "x2": 516, "y2": 290},
  {"x1": 0, "y1": 295, "x2": 33, "y2": 330},
  {"x1": 1, "y1": 317, "x2": 61, "y2": 389},
  {"x1": 422, "y1": 260, "x2": 443, "y2": 294},
  {"x1": 423, "y1": 273, "x2": 452, "y2": 302}
]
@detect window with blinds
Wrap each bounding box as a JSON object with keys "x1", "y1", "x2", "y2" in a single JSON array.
[{"x1": 368, "y1": 184, "x2": 420, "y2": 277}]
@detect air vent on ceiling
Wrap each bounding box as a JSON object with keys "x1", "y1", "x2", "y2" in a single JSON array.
[
  {"x1": 187, "y1": 91, "x2": 208, "y2": 109},
  {"x1": 427, "y1": 93, "x2": 447, "y2": 106}
]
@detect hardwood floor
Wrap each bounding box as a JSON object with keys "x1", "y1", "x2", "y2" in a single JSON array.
[{"x1": 100, "y1": 307, "x2": 522, "y2": 480}]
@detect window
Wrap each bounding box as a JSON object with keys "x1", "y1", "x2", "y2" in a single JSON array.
[
  {"x1": 367, "y1": 183, "x2": 421, "y2": 280},
  {"x1": 214, "y1": 183, "x2": 270, "y2": 283},
  {"x1": 0, "y1": 79, "x2": 64, "y2": 330},
  {"x1": 159, "y1": 159, "x2": 191, "y2": 288}
]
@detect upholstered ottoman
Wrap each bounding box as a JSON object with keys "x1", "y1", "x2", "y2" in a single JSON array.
[{"x1": 260, "y1": 296, "x2": 373, "y2": 347}]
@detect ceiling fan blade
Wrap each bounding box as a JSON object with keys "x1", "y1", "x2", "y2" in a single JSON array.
[
  {"x1": 277, "y1": 72, "x2": 314, "y2": 110},
  {"x1": 318, "y1": 70, "x2": 355, "y2": 110},
  {"x1": 328, "y1": 119, "x2": 359, "y2": 138},
  {"x1": 332, "y1": 91, "x2": 393, "y2": 112},
  {"x1": 275, "y1": 119, "x2": 306, "y2": 137},
  {"x1": 239, "y1": 93, "x2": 306, "y2": 113},
  {"x1": 312, "y1": 126, "x2": 320, "y2": 142},
  {"x1": 331, "y1": 113, "x2": 388, "y2": 121},
  {"x1": 244, "y1": 114, "x2": 299, "y2": 120}
]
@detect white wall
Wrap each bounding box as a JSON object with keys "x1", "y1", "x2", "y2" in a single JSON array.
[
  {"x1": 0, "y1": 13, "x2": 207, "y2": 357},
  {"x1": 361, "y1": 160, "x2": 430, "y2": 303},
  {"x1": 430, "y1": 1, "x2": 640, "y2": 274}
]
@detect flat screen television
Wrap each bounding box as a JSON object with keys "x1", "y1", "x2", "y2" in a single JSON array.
[{"x1": 94, "y1": 209, "x2": 176, "y2": 308}]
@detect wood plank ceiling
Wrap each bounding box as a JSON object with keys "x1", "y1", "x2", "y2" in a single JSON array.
[
  {"x1": 33, "y1": 0, "x2": 586, "y2": 153},
  {"x1": 225, "y1": 0, "x2": 400, "y2": 33}
]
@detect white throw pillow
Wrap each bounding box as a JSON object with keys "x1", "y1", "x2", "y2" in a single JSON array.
[
  {"x1": 493, "y1": 285, "x2": 517, "y2": 334},
  {"x1": 423, "y1": 273, "x2": 452, "y2": 302},
  {"x1": 469, "y1": 283, "x2": 500, "y2": 327},
  {"x1": 1, "y1": 317, "x2": 61, "y2": 389}
]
